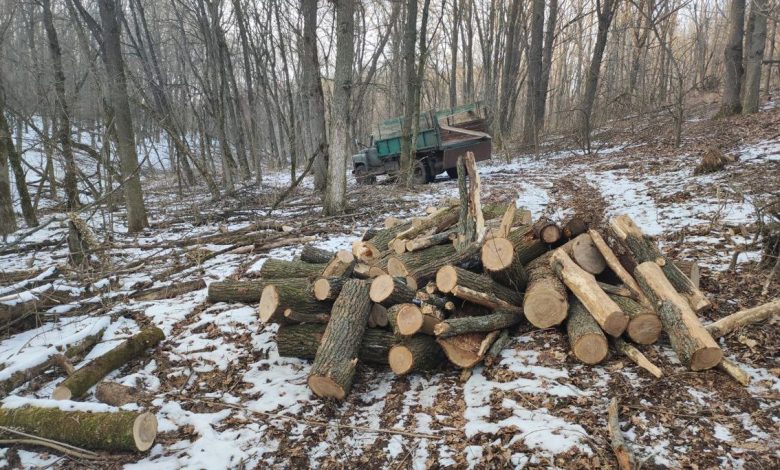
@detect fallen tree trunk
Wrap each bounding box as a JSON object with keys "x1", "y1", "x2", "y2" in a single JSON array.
[
  {"x1": 300, "y1": 245, "x2": 335, "y2": 264},
  {"x1": 523, "y1": 253, "x2": 569, "y2": 328},
  {"x1": 369, "y1": 275, "x2": 416, "y2": 306},
  {"x1": 0, "y1": 406, "x2": 157, "y2": 452},
  {"x1": 258, "y1": 259, "x2": 326, "y2": 279},
  {"x1": 308, "y1": 280, "x2": 372, "y2": 399},
  {"x1": 52, "y1": 327, "x2": 165, "y2": 401},
  {"x1": 258, "y1": 279, "x2": 330, "y2": 324},
  {"x1": 388, "y1": 335, "x2": 445, "y2": 375},
  {"x1": 704, "y1": 299, "x2": 780, "y2": 338},
  {"x1": 435, "y1": 265, "x2": 522, "y2": 306},
  {"x1": 634, "y1": 261, "x2": 721, "y2": 371},
  {"x1": 0, "y1": 329, "x2": 104, "y2": 395},
  {"x1": 609, "y1": 294, "x2": 662, "y2": 345},
  {"x1": 610, "y1": 214, "x2": 711, "y2": 312},
  {"x1": 566, "y1": 297, "x2": 608, "y2": 365},
  {"x1": 130, "y1": 279, "x2": 206, "y2": 302},
  {"x1": 433, "y1": 310, "x2": 520, "y2": 338},
  {"x1": 276, "y1": 323, "x2": 395, "y2": 365},
  {"x1": 207, "y1": 279, "x2": 269, "y2": 303},
  {"x1": 551, "y1": 250, "x2": 628, "y2": 336}
]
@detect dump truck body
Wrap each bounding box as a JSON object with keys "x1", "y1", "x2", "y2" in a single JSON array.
[{"x1": 352, "y1": 103, "x2": 492, "y2": 184}]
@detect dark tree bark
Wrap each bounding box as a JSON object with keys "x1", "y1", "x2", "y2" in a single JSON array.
[
  {"x1": 742, "y1": 0, "x2": 768, "y2": 113},
  {"x1": 720, "y1": 0, "x2": 746, "y2": 116},
  {"x1": 301, "y1": 0, "x2": 328, "y2": 191},
  {"x1": 523, "y1": 0, "x2": 545, "y2": 146}
]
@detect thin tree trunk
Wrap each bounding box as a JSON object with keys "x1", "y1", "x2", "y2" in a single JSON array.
[
  {"x1": 742, "y1": 0, "x2": 768, "y2": 113},
  {"x1": 523, "y1": 0, "x2": 545, "y2": 147},
  {"x1": 399, "y1": 0, "x2": 419, "y2": 180},
  {"x1": 449, "y1": 0, "x2": 460, "y2": 108},
  {"x1": 720, "y1": 0, "x2": 747, "y2": 116},
  {"x1": 301, "y1": 0, "x2": 328, "y2": 191},
  {"x1": 0, "y1": 111, "x2": 37, "y2": 227}
]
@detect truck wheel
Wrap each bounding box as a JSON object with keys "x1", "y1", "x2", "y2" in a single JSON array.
[
  {"x1": 446, "y1": 168, "x2": 458, "y2": 179},
  {"x1": 355, "y1": 165, "x2": 375, "y2": 185},
  {"x1": 412, "y1": 160, "x2": 429, "y2": 185}
]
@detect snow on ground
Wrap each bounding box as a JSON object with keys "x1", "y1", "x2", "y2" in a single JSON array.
[{"x1": 0, "y1": 117, "x2": 778, "y2": 468}]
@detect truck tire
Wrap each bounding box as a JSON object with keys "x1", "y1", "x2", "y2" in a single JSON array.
[
  {"x1": 446, "y1": 168, "x2": 458, "y2": 179},
  {"x1": 355, "y1": 165, "x2": 375, "y2": 185},
  {"x1": 412, "y1": 160, "x2": 429, "y2": 185}
]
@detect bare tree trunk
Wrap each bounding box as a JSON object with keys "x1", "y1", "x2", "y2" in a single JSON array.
[
  {"x1": 720, "y1": 0, "x2": 746, "y2": 116},
  {"x1": 42, "y1": 0, "x2": 80, "y2": 210},
  {"x1": 0, "y1": 110, "x2": 37, "y2": 227},
  {"x1": 0, "y1": 116, "x2": 16, "y2": 238},
  {"x1": 578, "y1": 0, "x2": 618, "y2": 149},
  {"x1": 765, "y1": 19, "x2": 776, "y2": 97},
  {"x1": 538, "y1": 0, "x2": 558, "y2": 136},
  {"x1": 523, "y1": 0, "x2": 545, "y2": 147},
  {"x1": 97, "y1": 0, "x2": 148, "y2": 233},
  {"x1": 449, "y1": 0, "x2": 460, "y2": 108},
  {"x1": 301, "y1": 0, "x2": 328, "y2": 191},
  {"x1": 399, "y1": 0, "x2": 418, "y2": 180},
  {"x1": 324, "y1": 0, "x2": 354, "y2": 216},
  {"x1": 742, "y1": 0, "x2": 767, "y2": 113}
]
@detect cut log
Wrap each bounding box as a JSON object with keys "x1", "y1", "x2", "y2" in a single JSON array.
[
  {"x1": 610, "y1": 214, "x2": 711, "y2": 312},
  {"x1": 596, "y1": 282, "x2": 636, "y2": 299},
  {"x1": 0, "y1": 407, "x2": 157, "y2": 452},
  {"x1": 307, "y1": 279, "x2": 372, "y2": 399},
  {"x1": 0, "y1": 328, "x2": 104, "y2": 395},
  {"x1": 95, "y1": 382, "x2": 141, "y2": 407},
  {"x1": 563, "y1": 216, "x2": 588, "y2": 239},
  {"x1": 395, "y1": 206, "x2": 458, "y2": 241},
  {"x1": 484, "y1": 329, "x2": 513, "y2": 366},
  {"x1": 405, "y1": 230, "x2": 455, "y2": 252},
  {"x1": 613, "y1": 338, "x2": 663, "y2": 378},
  {"x1": 550, "y1": 250, "x2": 628, "y2": 336},
  {"x1": 704, "y1": 299, "x2": 780, "y2": 338},
  {"x1": 532, "y1": 217, "x2": 562, "y2": 244},
  {"x1": 300, "y1": 245, "x2": 335, "y2": 264},
  {"x1": 634, "y1": 261, "x2": 722, "y2": 371},
  {"x1": 609, "y1": 294, "x2": 662, "y2": 345},
  {"x1": 313, "y1": 277, "x2": 348, "y2": 301},
  {"x1": 590, "y1": 230, "x2": 652, "y2": 307},
  {"x1": 437, "y1": 331, "x2": 498, "y2": 369},
  {"x1": 481, "y1": 228, "x2": 547, "y2": 272},
  {"x1": 450, "y1": 286, "x2": 521, "y2": 311},
  {"x1": 388, "y1": 243, "x2": 481, "y2": 285},
  {"x1": 717, "y1": 357, "x2": 751, "y2": 386},
  {"x1": 370, "y1": 221, "x2": 413, "y2": 253},
  {"x1": 283, "y1": 309, "x2": 330, "y2": 324},
  {"x1": 208, "y1": 279, "x2": 269, "y2": 303},
  {"x1": 370, "y1": 303, "x2": 389, "y2": 327},
  {"x1": 566, "y1": 297, "x2": 609, "y2": 365},
  {"x1": 435, "y1": 265, "x2": 522, "y2": 306},
  {"x1": 258, "y1": 278, "x2": 330, "y2": 324},
  {"x1": 523, "y1": 253, "x2": 569, "y2": 328},
  {"x1": 259, "y1": 259, "x2": 326, "y2": 279},
  {"x1": 394, "y1": 304, "x2": 440, "y2": 335},
  {"x1": 388, "y1": 335, "x2": 445, "y2": 375},
  {"x1": 52, "y1": 327, "x2": 165, "y2": 401},
  {"x1": 560, "y1": 233, "x2": 606, "y2": 275},
  {"x1": 369, "y1": 275, "x2": 416, "y2": 306},
  {"x1": 607, "y1": 398, "x2": 636, "y2": 470},
  {"x1": 483, "y1": 245, "x2": 528, "y2": 291},
  {"x1": 384, "y1": 217, "x2": 403, "y2": 229},
  {"x1": 434, "y1": 310, "x2": 520, "y2": 338},
  {"x1": 321, "y1": 250, "x2": 356, "y2": 278},
  {"x1": 276, "y1": 323, "x2": 395, "y2": 365},
  {"x1": 454, "y1": 152, "x2": 486, "y2": 249},
  {"x1": 496, "y1": 202, "x2": 517, "y2": 238},
  {"x1": 352, "y1": 263, "x2": 386, "y2": 279},
  {"x1": 390, "y1": 238, "x2": 408, "y2": 254},
  {"x1": 131, "y1": 279, "x2": 206, "y2": 302},
  {"x1": 352, "y1": 240, "x2": 383, "y2": 264}
]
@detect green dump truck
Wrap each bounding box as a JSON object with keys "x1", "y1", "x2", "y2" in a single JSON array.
[{"x1": 351, "y1": 102, "x2": 492, "y2": 185}]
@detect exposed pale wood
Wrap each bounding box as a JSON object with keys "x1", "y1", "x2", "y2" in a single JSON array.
[
  {"x1": 560, "y1": 233, "x2": 606, "y2": 275},
  {"x1": 437, "y1": 332, "x2": 491, "y2": 368},
  {"x1": 614, "y1": 338, "x2": 663, "y2": 378},
  {"x1": 634, "y1": 262, "x2": 721, "y2": 371},
  {"x1": 258, "y1": 278, "x2": 330, "y2": 324},
  {"x1": 523, "y1": 253, "x2": 568, "y2": 328},
  {"x1": 321, "y1": 250, "x2": 355, "y2": 278},
  {"x1": 550, "y1": 249, "x2": 628, "y2": 336},
  {"x1": 369, "y1": 275, "x2": 416, "y2": 306},
  {"x1": 451, "y1": 285, "x2": 521, "y2": 311},
  {"x1": 610, "y1": 214, "x2": 711, "y2": 312},
  {"x1": 95, "y1": 382, "x2": 140, "y2": 407},
  {"x1": 405, "y1": 230, "x2": 455, "y2": 252},
  {"x1": 704, "y1": 299, "x2": 780, "y2": 338},
  {"x1": 388, "y1": 336, "x2": 445, "y2": 375},
  {"x1": 532, "y1": 217, "x2": 562, "y2": 244},
  {"x1": 497, "y1": 202, "x2": 516, "y2": 238},
  {"x1": 313, "y1": 277, "x2": 348, "y2": 301},
  {"x1": 607, "y1": 398, "x2": 636, "y2": 470},
  {"x1": 390, "y1": 238, "x2": 408, "y2": 254},
  {"x1": 384, "y1": 217, "x2": 403, "y2": 229},
  {"x1": 609, "y1": 294, "x2": 662, "y2": 345},
  {"x1": 588, "y1": 229, "x2": 650, "y2": 307},
  {"x1": 395, "y1": 304, "x2": 441, "y2": 335},
  {"x1": 436, "y1": 265, "x2": 523, "y2": 306},
  {"x1": 596, "y1": 282, "x2": 636, "y2": 299},
  {"x1": 717, "y1": 357, "x2": 751, "y2": 386}
]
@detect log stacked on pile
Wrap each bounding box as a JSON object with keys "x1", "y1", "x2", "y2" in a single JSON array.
[{"x1": 206, "y1": 152, "x2": 778, "y2": 400}]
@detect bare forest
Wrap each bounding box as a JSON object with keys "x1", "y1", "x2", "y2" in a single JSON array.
[{"x1": 0, "y1": 0, "x2": 778, "y2": 468}]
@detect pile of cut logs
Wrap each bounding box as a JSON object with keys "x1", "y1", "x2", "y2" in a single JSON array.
[{"x1": 208, "y1": 154, "x2": 779, "y2": 400}]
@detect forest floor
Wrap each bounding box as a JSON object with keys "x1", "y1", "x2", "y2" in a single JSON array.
[{"x1": 1, "y1": 99, "x2": 779, "y2": 469}]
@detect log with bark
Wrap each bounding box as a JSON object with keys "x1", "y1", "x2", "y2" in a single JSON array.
[
  {"x1": 523, "y1": 253, "x2": 569, "y2": 328},
  {"x1": 551, "y1": 250, "x2": 628, "y2": 336},
  {"x1": 613, "y1": 338, "x2": 663, "y2": 378},
  {"x1": 433, "y1": 310, "x2": 520, "y2": 338},
  {"x1": 130, "y1": 279, "x2": 206, "y2": 302},
  {"x1": 370, "y1": 303, "x2": 389, "y2": 327},
  {"x1": 484, "y1": 329, "x2": 513, "y2": 366},
  {"x1": 313, "y1": 277, "x2": 349, "y2": 301},
  {"x1": 0, "y1": 406, "x2": 157, "y2": 452},
  {"x1": 566, "y1": 297, "x2": 609, "y2": 365},
  {"x1": 607, "y1": 398, "x2": 636, "y2": 470},
  {"x1": 258, "y1": 259, "x2": 326, "y2": 279},
  {"x1": 389, "y1": 303, "x2": 441, "y2": 336},
  {"x1": 563, "y1": 216, "x2": 588, "y2": 239},
  {"x1": 208, "y1": 279, "x2": 269, "y2": 303},
  {"x1": 588, "y1": 229, "x2": 650, "y2": 306},
  {"x1": 320, "y1": 250, "x2": 356, "y2": 278},
  {"x1": 276, "y1": 323, "x2": 395, "y2": 365},
  {"x1": 704, "y1": 299, "x2": 780, "y2": 338},
  {"x1": 369, "y1": 275, "x2": 416, "y2": 306},
  {"x1": 388, "y1": 335, "x2": 445, "y2": 375},
  {"x1": 405, "y1": 230, "x2": 456, "y2": 252},
  {"x1": 532, "y1": 217, "x2": 562, "y2": 244},
  {"x1": 258, "y1": 278, "x2": 331, "y2": 323},
  {"x1": 95, "y1": 382, "x2": 142, "y2": 407},
  {"x1": 610, "y1": 214, "x2": 711, "y2": 312},
  {"x1": 634, "y1": 261, "x2": 722, "y2": 370},
  {"x1": 300, "y1": 245, "x2": 335, "y2": 264},
  {"x1": 394, "y1": 205, "x2": 458, "y2": 241},
  {"x1": 52, "y1": 327, "x2": 165, "y2": 401},
  {"x1": 435, "y1": 265, "x2": 523, "y2": 306},
  {"x1": 609, "y1": 294, "x2": 662, "y2": 345},
  {"x1": 307, "y1": 280, "x2": 372, "y2": 399},
  {"x1": 388, "y1": 243, "x2": 481, "y2": 285},
  {"x1": 481, "y1": 227, "x2": 547, "y2": 274},
  {"x1": 436, "y1": 331, "x2": 500, "y2": 369}
]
